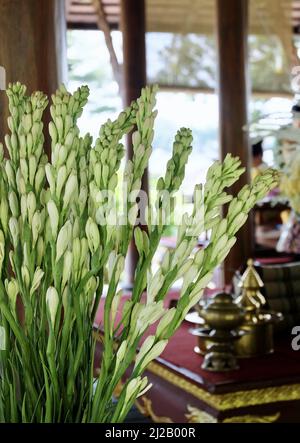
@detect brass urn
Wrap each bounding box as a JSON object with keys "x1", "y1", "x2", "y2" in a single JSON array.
[
  {"x1": 186, "y1": 298, "x2": 214, "y2": 355},
  {"x1": 186, "y1": 308, "x2": 212, "y2": 355},
  {"x1": 235, "y1": 259, "x2": 283, "y2": 358},
  {"x1": 198, "y1": 292, "x2": 245, "y2": 371}
]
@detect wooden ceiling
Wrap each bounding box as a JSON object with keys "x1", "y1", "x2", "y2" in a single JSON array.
[
  {"x1": 66, "y1": 0, "x2": 120, "y2": 29},
  {"x1": 66, "y1": 0, "x2": 300, "y2": 34}
]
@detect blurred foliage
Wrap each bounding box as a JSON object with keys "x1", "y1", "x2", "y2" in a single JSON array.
[
  {"x1": 67, "y1": 31, "x2": 118, "y2": 115},
  {"x1": 152, "y1": 33, "x2": 291, "y2": 93},
  {"x1": 249, "y1": 35, "x2": 291, "y2": 93},
  {"x1": 155, "y1": 34, "x2": 216, "y2": 88}
]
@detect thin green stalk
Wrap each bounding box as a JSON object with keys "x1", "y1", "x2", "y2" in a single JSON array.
[
  {"x1": 0, "y1": 295, "x2": 28, "y2": 354},
  {"x1": 91, "y1": 269, "x2": 103, "y2": 322}
]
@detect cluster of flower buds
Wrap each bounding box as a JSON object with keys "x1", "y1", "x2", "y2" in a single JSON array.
[
  {"x1": 0, "y1": 82, "x2": 280, "y2": 424},
  {"x1": 6, "y1": 85, "x2": 48, "y2": 199},
  {"x1": 157, "y1": 128, "x2": 193, "y2": 195},
  {"x1": 87, "y1": 102, "x2": 137, "y2": 250},
  {"x1": 127, "y1": 300, "x2": 164, "y2": 343},
  {"x1": 3, "y1": 86, "x2": 49, "y2": 298},
  {"x1": 226, "y1": 169, "x2": 279, "y2": 239},
  {"x1": 134, "y1": 335, "x2": 168, "y2": 372},
  {"x1": 124, "y1": 86, "x2": 158, "y2": 195},
  {"x1": 72, "y1": 237, "x2": 90, "y2": 284},
  {"x1": 133, "y1": 226, "x2": 150, "y2": 258},
  {"x1": 49, "y1": 84, "x2": 89, "y2": 145},
  {"x1": 76, "y1": 134, "x2": 92, "y2": 217},
  {"x1": 171, "y1": 168, "x2": 279, "y2": 328},
  {"x1": 203, "y1": 154, "x2": 244, "y2": 229},
  {"x1": 88, "y1": 105, "x2": 135, "y2": 233},
  {"x1": 5, "y1": 82, "x2": 27, "y2": 164},
  {"x1": 47, "y1": 85, "x2": 91, "y2": 222},
  {"x1": 117, "y1": 375, "x2": 151, "y2": 422},
  {"x1": 91, "y1": 102, "x2": 136, "y2": 190}
]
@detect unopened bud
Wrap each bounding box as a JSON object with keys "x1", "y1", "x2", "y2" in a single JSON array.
[{"x1": 46, "y1": 286, "x2": 59, "y2": 327}]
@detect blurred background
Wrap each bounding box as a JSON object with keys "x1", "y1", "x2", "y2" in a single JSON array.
[
  {"x1": 66, "y1": 0, "x2": 296, "y2": 189},
  {"x1": 1, "y1": 0, "x2": 300, "y2": 283}
]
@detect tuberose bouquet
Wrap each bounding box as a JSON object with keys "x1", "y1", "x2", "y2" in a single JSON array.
[{"x1": 0, "y1": 83, "x2": 278, "y2": 422}]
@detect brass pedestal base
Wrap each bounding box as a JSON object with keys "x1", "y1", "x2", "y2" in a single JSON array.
[
  {"x1": 198, "y1": 329, "x2": 244, "y2": 372},
  {"x1": 202, "y1": 349, "x2": 239, "y2": 372}
]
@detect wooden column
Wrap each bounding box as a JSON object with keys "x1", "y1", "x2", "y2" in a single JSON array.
[
  {"x1": 0, "y1": 0, "x2": 67, "y2": 154},
  {"x1": 121, "y1": 0, "x2": 148, "y2": 285},
  {"x1": 216, "y1": 0, "x2": 253, "y2": 284}
]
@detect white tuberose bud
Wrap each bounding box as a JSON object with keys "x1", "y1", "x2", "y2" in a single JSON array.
[
  {"x1": 9, "y1": 217, "x2": 19, "y2": 248},
  {"x1": 85, "y1": 217, "x2": 100, "y2": 254},
  {"x1": 5, "y1": 278, "x2": 19, "y2": 311},
  {"x1": 47, "y1": 200, "x2": 59, "y2": 239},
  {"x1": 56, "y1": 221, "x2": 72, "y2": 262},
  {"x1": 46, "y1": 287, "x2": 59, "y2": 327},
  {"x1": 63, "y1": 172, "x2": 78, "y2": 209},
  {"x1": 30, "y1": 268, "x2": 44, "y2": 296}
]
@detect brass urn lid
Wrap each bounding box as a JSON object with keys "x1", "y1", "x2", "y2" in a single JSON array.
[{"x1": 205, "y1": 292, "x2": 242, "y2": 312}]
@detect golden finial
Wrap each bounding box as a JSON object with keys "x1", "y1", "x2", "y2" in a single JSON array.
[
  {"x1": 236, "y1": 258, "x2": 266, "y2": 309},
  {"x1": 238, "y1": 258, "x2": 264, "y2": 289},
  {"x1": 234, "y1": 258, "x2": 283, "y2": 358}
]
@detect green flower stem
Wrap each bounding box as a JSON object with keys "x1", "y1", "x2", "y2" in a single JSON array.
[
  {"x1": 58, "y1": 295, "x2": 72, "y2": 376},
  {"x1": 46, "y1": 329, "x2": 59, "y2": 413},
  {"x1": 0, "y1": 289, "x2": 28, "y2": 353},
  {"x1": 95, "y1": 337, "x2": 140, "y2": 422},
  {"x1": 91, "y1": 267, "x2": 120, "y2": 421},
  {"x1": 91, "y1": 268, "x2": 103, "y2": 322},
  {"x1": 155, "y1": 266, "x2": 178, "y2": 302},
  {"x1": 131, "y1": 229, "x2": 161, "y2": 303}
]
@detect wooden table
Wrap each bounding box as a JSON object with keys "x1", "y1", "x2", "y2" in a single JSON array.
[
  {"x1": 95, "y1": 292, "x2": 300, "y2": 423},
  {"x1": 135, "y1": 345, "x2": 300, "y2": 423}
]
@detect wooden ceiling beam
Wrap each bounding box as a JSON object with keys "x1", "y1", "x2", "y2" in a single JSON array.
[
  {"x1": 67, "y1": 4, "x2": 96, "y2": 13},
  {"x1": 102, "y1": 0, "x2": 119, "y2": 4},
  {"x1": 103, "y1": 5, "x2": 121, "y2": 14},
  {"x1": 67, "y1": 13, "x2": 98, "y2": 22},
  {"x1": 67, "y1": 3, "x2": 120, "y2": 14},
  {"x1": 67, "y1": 13, "x2": 119, "y2": 23},
  {"x1": 66, "y1": 0, "x2": 300, "y2": 34}
]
